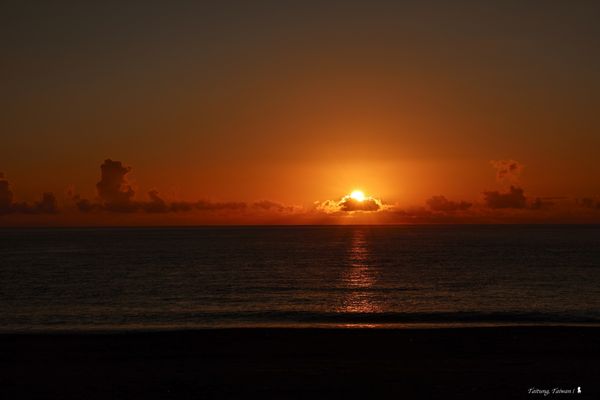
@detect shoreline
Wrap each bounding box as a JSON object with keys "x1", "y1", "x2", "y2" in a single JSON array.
[{"x1": 3, "y1": 321, "x2": 600, "y2": 334}]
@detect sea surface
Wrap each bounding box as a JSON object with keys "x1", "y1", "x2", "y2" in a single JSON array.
[{"x1": 1, "y1": 225, "x2": 599, "y2": 331}]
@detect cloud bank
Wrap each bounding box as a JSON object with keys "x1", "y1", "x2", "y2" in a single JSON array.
[
  {"x1": 74, "y1": 159, "x2": 250, "y2": 214},
  {"x1": 426, "y1": 196, "x2": 472, "y2": 212},
  {"x1": 0, "y1": 173, "x2": 58, "y2": 215},
  {"x1": 2, "y1": 158, "x2": 600, "y2": 224}
]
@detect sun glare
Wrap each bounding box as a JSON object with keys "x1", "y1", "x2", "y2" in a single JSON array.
[{"x1": 350, "y1": 190, "x2": 366, "y2": 202}]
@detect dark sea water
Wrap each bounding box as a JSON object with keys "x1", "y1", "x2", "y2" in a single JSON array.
[{"x1": 1, "y1": 225, "x2": 600, "y2": 331}]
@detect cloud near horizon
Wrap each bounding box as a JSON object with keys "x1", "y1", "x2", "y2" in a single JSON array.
[
  {"x1": 426, "y1": 195, "x2": 472, "y2": 212},
  {"x1": 481, "y1": 160, "x2": 549, "y2": 210},
  {"x1": 316, "y1": 193, "x2": 384, "y2": 214},
  {"x1": 0, "y1": 173, "x2": 58, "y2": 215},
  {"x1": 577, "y1": 197, "x2": 600, "y2": 209},
  {"x1": 69, "y1": 160, "x2": 302, "y2": 217},
  {"x1": 73, "y1": 159, "x2": 251, "y2": 214},
  {"x1": 2, "y1": 159, "x2": 600, "y2": 224},
  {"x1": 252, "y1": 200, "x2": 299, "y2": 213},
  {"x1": 483, "y1": 186, "x2": 528, "y2": 209},
  {"x1": 96, "y1": 159, "x2": 136, "y2": 212}
]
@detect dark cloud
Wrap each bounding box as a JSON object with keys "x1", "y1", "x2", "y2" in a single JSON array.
[
  {"x1": 169, "y1": 201, "x2": 194, "y2": 213},
  {"x1": 392, "y1": 206, "x2": 433, "y2": 218},
  {"x1": 491, "y1": 159, "x2": 524, "y2": 183},
  {"x1": 75, "y1": 196, "x2": 102, "y2": 213},
  {"x1": 530, "y1": 197, "x2": 555, "y2": 210},
  {"x1": 194, "y1": 200, "x2": 247, "y2": 211},
  {"x1": 253, "y1": 200, "x2": 293, "y2": 212},
  {"x1": 141, "y1": 190, "x2": 169, "y2": 213},
  {"x1": 426, "y1": 195, "x2": 472, "y2": 212},
  {"x1": 35, "y1": 193, "x2": 59, "y2": 214},
  {"x1": 483, "y1": 186, "x2": 527, "y2": 209},
  {"x1": 339, "y1": 197, "x2": 381, "y2": 212},
  {"x1": 96, "y1": 159, "x2": 138, "y2": 212},
  {"x1": 0, "y1": 173, "x2": 14, "y2": 214},
  {"x1": 167, "y1": 200, "x2": 247, "y2": 212},
  {"x1": 0, "y1": 174, "x2": 58, "y2": 215},
  {"x1": 576, "y1": 197, "x2": 600, "y2": 209},
  {"x1": 13, "y1": 193, "x2": 59, "y2": 214}
]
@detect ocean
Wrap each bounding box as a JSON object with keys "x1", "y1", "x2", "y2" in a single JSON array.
[{"x1": 1, "y1": 225, "x2": 599, "y2": 331}]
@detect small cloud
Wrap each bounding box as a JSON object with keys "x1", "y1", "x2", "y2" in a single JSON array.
[
  {"x1": 483, "y1": 186, "x2": 527, "y2": 209},
  {"x1": 315, "y1": 199, "x2": 339, "y2": 213},
  {"x1": 426, "y1": 195, "x2": 472, "y2": 212},
  {"x1": 490, "y1": 159, "x2": 524, "y2": 183}
]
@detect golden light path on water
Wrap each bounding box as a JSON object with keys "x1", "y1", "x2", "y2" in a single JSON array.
[{"x1": 338, "y1": 229, "x2": 381, "y2": 328}]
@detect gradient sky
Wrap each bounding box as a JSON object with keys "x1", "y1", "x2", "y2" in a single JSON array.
[{"x1": 1, "y1": 1, "x2": 600, "y2": 225}]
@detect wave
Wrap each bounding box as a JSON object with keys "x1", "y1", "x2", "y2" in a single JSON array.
[{"x1": 4, "y1": 310, "x2": 600, "y2": 332}]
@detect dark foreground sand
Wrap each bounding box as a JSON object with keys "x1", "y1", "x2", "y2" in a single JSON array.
[{"x1": 2, "y1": 327, "x2": 599, "y2": 399}]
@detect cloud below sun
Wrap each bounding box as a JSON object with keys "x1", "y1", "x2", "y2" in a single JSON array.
[{"x1": 316, "y1": 190, "x2": 385, "y2": 213}]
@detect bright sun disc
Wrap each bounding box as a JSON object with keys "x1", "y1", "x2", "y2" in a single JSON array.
[{"x1": 350, "y1": 190, "x2": 366, "y2": 202}]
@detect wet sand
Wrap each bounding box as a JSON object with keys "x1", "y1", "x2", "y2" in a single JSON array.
[{"x1": 2, "y1": 327, "x2": 599, "y2": 399}]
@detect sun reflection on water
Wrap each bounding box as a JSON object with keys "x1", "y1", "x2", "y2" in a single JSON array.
[{"x1": 339, "y1": 229, "x2": 381, "y2": 315}]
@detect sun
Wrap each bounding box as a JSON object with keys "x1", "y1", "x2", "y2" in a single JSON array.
[{"x1": 350, "y1": 190, "x2": 366, "y2": 202}]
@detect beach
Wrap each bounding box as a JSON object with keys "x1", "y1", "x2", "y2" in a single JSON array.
[{"x1": 3, "y1": 326, "x2": 599, "y2": 399}]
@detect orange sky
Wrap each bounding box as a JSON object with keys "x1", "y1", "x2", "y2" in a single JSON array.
[{"x1": 1, "y1": 1, "x2": 600, "y2": 225}]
